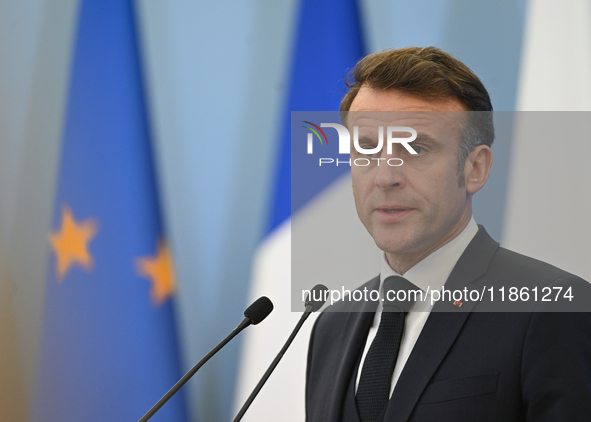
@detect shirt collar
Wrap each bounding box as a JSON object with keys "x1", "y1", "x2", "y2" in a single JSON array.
[{"x1": 379, "y1": 217, "x2": 479, "y2": 293}]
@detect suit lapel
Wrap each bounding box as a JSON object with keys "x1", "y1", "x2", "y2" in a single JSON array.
[
  {"x1": 322, "y1": 277, "x2": 379, "y2": 422},
  {"x1": 383, "y1": 226, "x2": 499, "y2": 422}
]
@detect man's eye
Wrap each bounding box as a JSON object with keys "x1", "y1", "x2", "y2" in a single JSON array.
[{"x1": 411, "y1": 145, "x2": 424, "y2": 154}]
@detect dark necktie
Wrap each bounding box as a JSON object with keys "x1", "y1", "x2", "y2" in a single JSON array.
[{"x1": 356, "y1": 276, "x2": 416, "y2": 422}]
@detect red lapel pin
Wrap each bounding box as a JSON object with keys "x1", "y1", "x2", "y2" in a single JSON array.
[{"x1": 453, "y1": 300, "x2": 463, "y2": 307}]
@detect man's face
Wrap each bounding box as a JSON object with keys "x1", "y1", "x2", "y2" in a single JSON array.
[{"x1": 349, "y1": 87, "x2": 473, "y2": 272}]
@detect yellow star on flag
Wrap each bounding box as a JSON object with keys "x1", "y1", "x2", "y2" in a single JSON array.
[
  {"x1": 136, "y1": 240, "x2": 176, "y2": 306},
  {"x1": 50, "y1": 205, "x2": 98, "y2": 282}
]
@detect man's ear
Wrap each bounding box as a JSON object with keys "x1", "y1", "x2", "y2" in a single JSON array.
[{"x1": 464, "y1": 145, "x2": 492, "y2": 194}]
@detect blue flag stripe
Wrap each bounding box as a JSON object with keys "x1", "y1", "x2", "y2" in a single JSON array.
[{"x1": 267, "y1": 0, "x2": 365, "y2": 233}]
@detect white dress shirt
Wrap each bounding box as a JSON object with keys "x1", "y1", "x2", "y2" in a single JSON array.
[{"x1": 355, "y1": 217, "x2": 479, "y2": 396}]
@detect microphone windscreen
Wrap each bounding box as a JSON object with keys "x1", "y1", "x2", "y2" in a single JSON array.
[
  {"x1": 305, "y1": 284, "x2": 329, "y2": 311},
  {"x1": 244, "y1": 296, "x2": 273, "y2": 325}
]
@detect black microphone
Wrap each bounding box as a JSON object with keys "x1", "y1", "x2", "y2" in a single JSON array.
[
  {"x1": 232, "y1": 284, "x2": 329, "y2": 422},
  {"x1": 138, "y1": 296, "x2": 273, "y2": 422}
]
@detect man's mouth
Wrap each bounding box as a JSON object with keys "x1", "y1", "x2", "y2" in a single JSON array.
[
  {"x1": 375, "y1": 207, "x2": 412, "y2": 222},
  {"x1": 380, "y1": 207, "x2": 411, "y2": 214}
]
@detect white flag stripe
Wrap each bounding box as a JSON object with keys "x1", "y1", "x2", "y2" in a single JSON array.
[{"x1": 233, "y1": 219, "x2": 313, "y2": 422}]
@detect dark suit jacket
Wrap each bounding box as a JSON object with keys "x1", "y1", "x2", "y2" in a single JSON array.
[{"x1": 306, "y1": 226, "x2": 591, "y2": 422}]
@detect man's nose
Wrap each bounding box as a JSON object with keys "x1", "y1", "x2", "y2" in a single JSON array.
[{"x1": 373, "y1": 153, "x2": 406, "y2": 190}]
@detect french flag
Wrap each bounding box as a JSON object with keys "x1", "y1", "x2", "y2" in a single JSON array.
[{"x1": 233, "y1": 0, "x2": 371, "y2": 420}]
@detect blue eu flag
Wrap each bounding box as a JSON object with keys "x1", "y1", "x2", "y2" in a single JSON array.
[{"x1": 31, "y1": 0, "x2": 188, "y2": 420}]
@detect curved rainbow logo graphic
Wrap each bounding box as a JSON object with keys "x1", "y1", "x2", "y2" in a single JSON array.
[{"x1": 303, "y1": 121, "x2": 328, "y2": 154}]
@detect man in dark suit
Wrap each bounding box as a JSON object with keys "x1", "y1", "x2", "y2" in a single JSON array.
[{"x1": 306, "y1": 46, "x2": 591, "y2": 422}]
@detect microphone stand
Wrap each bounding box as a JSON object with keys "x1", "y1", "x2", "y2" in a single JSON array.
[
  {"x1": 232, "y1": 306, "x2": 314, "y2": 422},
  {"x1": 139, "y1": 318, "x2": 252, "y2": 422}
]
